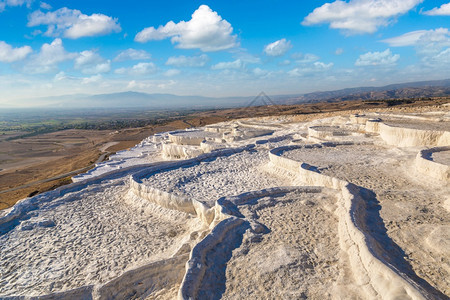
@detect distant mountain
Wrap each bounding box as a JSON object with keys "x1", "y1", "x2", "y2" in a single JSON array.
[
  {"x1": 4, "y1": 78, "x2": 450, "y2": 109},
  {"x1": 6, "y1": 91, "x2": 254, "y2": 109},
  {"x1": 275, "y1": 79, "x2": 450, "y2": 105},
  {"x1": 83, "y1": 92, "x2": 254, "y2": 109}
]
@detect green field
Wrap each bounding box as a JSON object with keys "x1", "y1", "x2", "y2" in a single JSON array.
[{"x1": 0, "y1": 108, "x2": 204, "y2": 140}]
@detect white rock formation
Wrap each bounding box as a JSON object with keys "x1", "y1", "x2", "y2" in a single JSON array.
[{"x1": 1, "y1": 107, "x2": 448, "y2": 299}]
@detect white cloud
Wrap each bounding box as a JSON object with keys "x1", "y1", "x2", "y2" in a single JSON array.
[
  {"x1": 288, "y1": 61, "x2": 333, "y2": 76},
  {"x1": 164, "y1": 69, "x2": 181, "y2": 77},
  {"x1": 54, "y1": 71, "x2": 69, "y2": 81},
  {"x1": 383, "y1": 28, "x2": 450, "y2": 51},
  {"x1": 114, "y1": 67, "x2": 127, "y2": 74},
  {"x1": 114, "y1": 48, "x2": 150, "y2": 62},
  {"x1": 335, "y1": 48, "x2": 344, "y2": 55},
  {"x1": 75, "y1": 50, "x2": 110, "y2": 74},
  {"x1": 415, "y1": 29, "x2": 450, "y2": 56},
  {"x1": 25, "y1": 38, "x2": 76, "y2": 73},
  {"x1": 115, "y1": 62, "x2": 157, "y2": 75},
  {"x1": 82, "y1": 61, "x2": 110, "y2": 74},
  {"x1": 75, "y1": 50, "x2": 102, "y2": 67},
  {"x1": 287, "y1": 68, "x2": 307, "y2": 77},
  {"x1": 432, "y1": 48, "x2": 450, "y2": 63},
  {"x1": 252, "y1": 68, "x2": 271, "y2": 77},
  {"x1": 5, "y1": 0, "x2": 30, "y2": 5},
  {"x1": 131, "y1": 62, "x2": 157, "y2": 75},
  {"x1": 127, "y1": 80, "x2": 152, "y2": 89},
  {"x1": 383, "y1": 28, "x2": 450, "y2": 66},
  {"x1": 82, "y1": 74, "x2": 102, "y2": 84},
  {"x1": 211, "y1": 59, "x2": 242, "y2": 70},
  {"x1": 302, "y1": 0, "x2": 423, "y2": 34},
  {"x1": 423, "y1": 3, "x2": 450, "y2": 16},
  {"x1": 0, "y1": 0, "x2": 31, "y2": 12},
  {"x1": 264, "y1": 39, "x2": 292, "y2": 56},
  {"x1": 27, "y1": 7, "x2": 121, "y2": 39},
  {"x1": 0, "y1": 41, "x2": 32, "y2": 62},
  {"x1": 355, "y1": 49, "x2": 400, "y2": 66},
  {"x1": 278, "y1": 59, "x2": 291, "y2": 66},
  {"x1": 383, "y1": 28, "x2": 450, "y2": 61},
  {"x1": 292, "y1": 53, "x2": 320, "y2": 64},
  {"x1": 135, "y1": 5, "x2": 238, "y2": 51},
  {"x1": 30, "y1": 29, "x2": 42, "y2": 36},
  {"x1": 157, "y1": 80, "x2": 176, "y2": 89},
  {"x1": 166, "y1": 54, "x2": 209, "y2": 67},
  {"x1": 40, "y1": 2, "x2": 51, "y2": 10},
  {"x1": 382, "y1": 30, "x2": 429, "y2": 46},
  {"x1": 314, "y1": 62, "x2": 334, "y2": 69},
  {"x1": 237, "y1": 53, "x2": 261, "y2": 64}
]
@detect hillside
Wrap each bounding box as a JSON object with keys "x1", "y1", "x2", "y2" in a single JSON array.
[{"x1": 277, "y1": 79, "x2": 450, "y2": 104}]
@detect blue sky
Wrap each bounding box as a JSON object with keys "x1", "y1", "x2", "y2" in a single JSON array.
[{"x1": 0, "y1": 0, "x2": 450, "y2": 105}]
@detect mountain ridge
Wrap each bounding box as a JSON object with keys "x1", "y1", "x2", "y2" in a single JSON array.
[{"x1": 3, "y1": 78, "x2": 450, "y2": 109}]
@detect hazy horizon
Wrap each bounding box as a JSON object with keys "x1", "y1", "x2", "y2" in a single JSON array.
[{"x1": 0, "y1": 1, "x2": 450, "y2": 106}]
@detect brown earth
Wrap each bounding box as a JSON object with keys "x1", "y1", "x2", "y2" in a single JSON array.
[{"x1": 1, "y1": 98, "x2": 448, "y2": 210}]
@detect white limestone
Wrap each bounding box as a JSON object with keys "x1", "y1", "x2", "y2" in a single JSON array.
[
  {"x1": 1, "y1": 108, "x2": 449, "y2": 299},
  {"x1": 415, "y1": 147, "x2": 450, "y2": 182}
]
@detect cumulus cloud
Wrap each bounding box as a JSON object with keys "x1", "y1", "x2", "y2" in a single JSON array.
[
  {"x1": 0, "y1": 41, "x2": 32, "y2": 62},
  {"x1": 113, "y1": 48, "x2": 150, "y2": 62},
  {"x1": 115, "y1": 62, "x2": 157, "y2": 76},
  {"x1": 165, "y1": 54, "x2": 209, "y2": 67},
  {"x1": 416, "y1": 29, "x2": 450, "y2": 56},
  {"x1": 211, "y1": 59, "x2": 242, "y2": 70},
  {"x1": 264, "y1": 39, "x2": 292, "y2": 56},
  {"x1": 423, "y1": 3, "x2": 450, "y2": 16},
  {"x1": 288, "y1": 61, "x2": 334, "y2": 76},
  {"x1": 135, "y1": 5, "x2": 238, "y2": 51},
  {"x1": 27, "y1": 7, "x2": 121, "y2": 39},
  {"x1": 75, "y1": 50, "x2": 110, "y2": 74},
  {"x1": 302, "y1": 0, "x2": 423, "y2": 34},
  {"x1": 25, "y1": 38, "x2": 76, "y2": 73},
  {"x1": 355, "y1": 49, "x2": 400, "y2": 66},
  {"x1": 383, "y1": 28, "x2": 450, "y2": 67},
  {"x1": 130, "y1": 62, "x2": 157, "y2": 75}
]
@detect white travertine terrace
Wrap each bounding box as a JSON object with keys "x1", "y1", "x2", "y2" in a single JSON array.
[
  {"x1": 168, "y1": 130, "x2": 221, "y2": 146},
  {"x1": 308, "y1": 125, "x2": 348, "y2": 139},
  {"x1": 163, "y1": 125, "x2": 274, "y2": 159},
  {"x1": 267, "y1": 145, "x2": 425, "y2": 299},
  {"x1": 415, "y1": 147, "x2": 450, "y2": 182},
  {"x1": 162, "y1": 142, "x2": 204, "y2": 159},
  {"x1": 0, "y1": 106, "x2": 449, "y2": 299}
]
